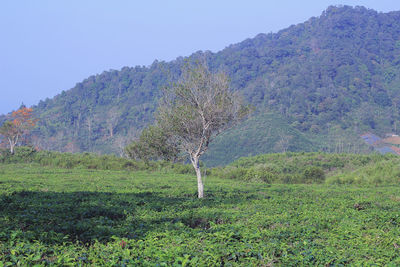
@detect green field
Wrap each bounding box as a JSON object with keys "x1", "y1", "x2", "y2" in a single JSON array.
[{"x1": 0, "y1": 163, "x2": 400, "y2": 266}]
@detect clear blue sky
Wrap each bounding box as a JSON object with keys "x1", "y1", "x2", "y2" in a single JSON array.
[{"x1": 1, "y1": 0, "x2": 400, "y2": 114}]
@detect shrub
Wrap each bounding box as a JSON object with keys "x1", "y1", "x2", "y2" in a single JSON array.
[
  {"x1": 0, "y1": 148, "x2": 11, "y2": 163},
  {"x1": 302, "y1": 166, "x2": 325, "y2": 184},
  {"x1": 215, "y1": 166, "x2": 248, "y2": 180},
  {"x1": 172, "y1": 164, "x2": 195, "y2": 174},
  {"x1": 244, "y1": 164, "x2": 277, "y2": 183},
  {"x1": 0, "y1": 146, "x2": 36, "y2": 163}
]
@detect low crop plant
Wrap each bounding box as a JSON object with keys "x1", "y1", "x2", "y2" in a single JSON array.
[{"x1": 0, "y1": 163, "x2": 399, "y2": 265}]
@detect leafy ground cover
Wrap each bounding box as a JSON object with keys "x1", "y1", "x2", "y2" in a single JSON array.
[{"x1": 0, "y1": 163, "x2": 400, "y2": 265}]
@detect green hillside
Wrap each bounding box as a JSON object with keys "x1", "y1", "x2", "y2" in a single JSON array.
[
  {"x1": 2, "y1": 5, "x2": 400, "y2": 165},
  {"x1": 204, "y1": 112, "x2": 318, "y2": 166}
]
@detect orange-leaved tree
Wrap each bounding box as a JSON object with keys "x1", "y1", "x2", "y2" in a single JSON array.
[{"x1": 0, "y1": 107, "x2": 37, "y2": 154}]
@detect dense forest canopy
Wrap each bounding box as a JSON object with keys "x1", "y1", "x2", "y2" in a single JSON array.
[{"x1": 2, "y1": 5, "x2": 400, "y2": 166}]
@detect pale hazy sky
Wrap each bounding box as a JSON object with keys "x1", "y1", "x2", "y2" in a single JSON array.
[{"x1": 1, "y1": 0, "x2": 400, "y2": 114}]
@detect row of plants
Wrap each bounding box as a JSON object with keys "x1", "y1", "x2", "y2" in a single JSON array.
[
  {"x1": 0, "y1": 146, "x2": 194, "y2": 174},
  {"x1": 2, "y1": 147, "x2": 400, "y2": 185}
]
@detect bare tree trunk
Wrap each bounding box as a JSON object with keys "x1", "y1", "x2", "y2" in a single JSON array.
[
  {"x1": 109, "y1": 125, "x2": 114, "y2": 138},
  {"x1": 191, "y1": 156, "x2": 204, "y2": 198},
  {"x1": 8, "y1": 136, "x2": 17, "y2": 154},
  {"x1": 106, "y1": 107, "x2": 120, "y2": 138},
  {"x1": 9, "y1": 142, "x2": 15, "y2": 154},
  {"x1": 86, "y1": 116, "x2": 93, "y2": 150}
]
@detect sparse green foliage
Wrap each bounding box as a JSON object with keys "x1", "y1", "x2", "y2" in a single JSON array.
[
  {"x1": 125, "y1": 125, "x2": 179, "y2": 162},
  {"x1": 156, "y1": 62, "x2": 250, "y2": 198}
]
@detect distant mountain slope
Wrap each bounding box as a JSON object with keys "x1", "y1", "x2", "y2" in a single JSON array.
[
  {"x1": 203, "y1": 112, "x2": 318, "y2": 166},
  {"x1": 4, "y1": 5, "x2": 400, "y2": 165}
]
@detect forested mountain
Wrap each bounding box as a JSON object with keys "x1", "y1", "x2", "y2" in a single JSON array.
[{"x1": 2, "y1": 5, "x2": 400, "y2": 165}]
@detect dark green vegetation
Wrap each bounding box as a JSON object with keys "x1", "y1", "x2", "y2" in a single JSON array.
[
  {"x1": 4, "y1": 147, "x2": 400, "y2": 186},
  {"x1": 211, "y1": 152, "x2": 400, "y2": 185},
  {"x1": 0, "y1": 147, "x2": 193, "y2": 174},
  {"x1": 0, "y1": 160, "x2": 400, "y2": 265},
  {"x1": 203, "y1": 113, "x2": 319, "y2": 165},
  {"x1": 125, "y1": 125, "x2": 179, "y2": 162},
  {"x1": 2, "y1": 5, "x2": 400, "y2": 165}
]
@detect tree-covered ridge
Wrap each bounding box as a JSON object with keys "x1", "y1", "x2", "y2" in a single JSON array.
[
  {"x1": 213, "y1": 6, "x2": 400, "y2": 130},
  {"x1": 30, "y1": 62, "x2": 183, "y2": 154},
  {"x1": 10, "y1": 5, "x2": 400, "y2": 165}
]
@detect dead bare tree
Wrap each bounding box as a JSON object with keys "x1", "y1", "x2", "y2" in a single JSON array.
[
  {"x1": 114, "y1": 128, "x2": 137, "y2": 157},
  {"x1": 106, "y1": 107, "x2": 120, "y2": 138},
  {"x1": 85, "y1": 114, "x2": 95, "y2": 151},
  {"x1": 275, "y1": 130, "x2": 292, "y2": 153}
]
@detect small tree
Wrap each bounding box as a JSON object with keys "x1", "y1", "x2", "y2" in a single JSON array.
[
  {"x1": 0, "y1": 107, "x2": 37, "y2": 154},
  {"x1": 0, "y1": 121, "x2": 19, "y2": 154},
  {"x1": 156, "y1": 62, "x2": 250, "y2": 198},
  {"x1": 125, "y1": 125, "x2": 179, "y2": 162}
]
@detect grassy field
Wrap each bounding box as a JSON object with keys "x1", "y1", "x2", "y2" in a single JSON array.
[{"x1": 0, "y1": 163, "x2": 400, "y2": 266}]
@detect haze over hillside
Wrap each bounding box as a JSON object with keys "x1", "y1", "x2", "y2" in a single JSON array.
[{"x1": 2, "y1": 5, "x2": 400, "y2": 165}]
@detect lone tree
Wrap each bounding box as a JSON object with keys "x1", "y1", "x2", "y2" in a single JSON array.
[
  {"x1": 0, "y1": 121, "x2": 19, "y2": 154},
  {"x1": 156, "y1": 62, "x2": 250, "y2": 198},
  {"x1": 0, "y1": 107, "x2": 37, "y2": 154}
]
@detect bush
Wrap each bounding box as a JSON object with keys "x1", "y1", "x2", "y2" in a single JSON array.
[
  {"x1": 214, "y1": 166, "x2": 248, "y2": 180},
  {"x1": 244, "y1": 164, "x2": 277, "y2": 183},
  {"x1": 172, "y1": 164, "x2": 195, "y2": 174},
  {"x1": 0, "y1": 146, "x2": 36, "y2": 163},
  {"x1": 14, "y1": 146, "x2": 36, "y2": 160},
  {"x1": 0, "y1": 148, "x2": 12, "y2": 163},
  {"x1": 302, "y1": 166, "x2": 325, "y2": 184}
]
